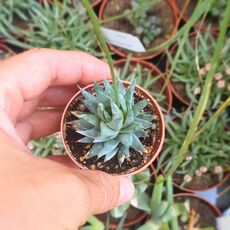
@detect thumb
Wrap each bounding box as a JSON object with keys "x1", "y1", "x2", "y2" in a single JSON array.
[{"x1": 75, "y1": 170, "x2": 135, "y2": 215}]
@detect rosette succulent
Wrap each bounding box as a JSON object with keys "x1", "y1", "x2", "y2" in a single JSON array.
[{"x1": 70, "y1": 78, "x2": 156, "y2": 166}]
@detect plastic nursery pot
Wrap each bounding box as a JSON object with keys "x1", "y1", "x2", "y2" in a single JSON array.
[
  {"x1": 165, "y1": 31, "x2": 218, "y2": 107},
  {"x1": 98, "y1": 0, "x2": 178, "y2": 60},
  {"x1": 173, "y1": 193, "x2": 221, "y2": 228},
  {"x1": 98, "y1": 164, "x2": 156, "y2": 229},
  {"x1": 0, "y1": 43, "x2": 15, "y2": 60},
  {"x1": 174, "y1": 0, "x2": 230, "y2": 32},
  {"x1": 61, "y1": 80, "x2": 165, "y2": 177},
  {"x1": 114, "y1": 58, "x2": 172, "y2": 114}
]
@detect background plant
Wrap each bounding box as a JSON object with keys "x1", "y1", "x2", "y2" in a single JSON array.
[
  {"x1": 2, "y1": 0, "x2": 101, "y2": 56},
  {"x1": 110, "y1": 167, "x2": 152, "y2": 219},
  {"x1": 28, "y1": 132, "x2": 65, "y2": 157},
  {"x1": 209, "y1": 0, "x2": 226, "y2": 21},
  {"x1": 167, "y1": 30, "x2": 230, "y2": 108},
  {"x1": 126, "y1": 0, "x2": 162, "y2": 47},
  {"x1": 158, "y1": 110, "x2": 230, "y2": 187},
  {"x1": 118, "y1": 59, "x2": 167, "y2": 114}
]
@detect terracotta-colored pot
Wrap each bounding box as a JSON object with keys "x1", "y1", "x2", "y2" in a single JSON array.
[
  {"x1": 0, "y1": 43, "x2": 16, "y2": 60},
  {"x1": 114, "y1": 58, "x2": 172, "y2": 114},
  {"x1": 174, "y1": 0, "x2": 230, "y2": 32},
  {"x1": 173, "y1": 193, "x2": 221, "y2": 217},
  {"x1": 165, "y1": 31, "x2": 218, "y2": 107},
  {"x1": 61, "y1": 80, "x2": 165, "y2": 177},
  {"x1": 98, "y1": 0, "x2": 178, "y2": 60},
  {"x1": 98, "y1": 164, "x2": 155, "y2": 229}
]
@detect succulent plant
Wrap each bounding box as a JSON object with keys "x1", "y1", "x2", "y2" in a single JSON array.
[
  {"x1": 69, "y1": 78, "x2": 156, "y2": 166},
  {"x1": 126, "y1": 0, "x2": 162, "y2": 47}
]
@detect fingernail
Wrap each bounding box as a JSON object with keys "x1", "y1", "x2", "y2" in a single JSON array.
[{"x1": 118, "y1": 178, "x2": 135, "y2": 206}]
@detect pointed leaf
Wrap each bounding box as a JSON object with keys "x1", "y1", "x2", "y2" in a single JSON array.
[
  {"x1": 104, "y1": 147, "x2": 118, "y2": 162},
  {"x1": 133, "y1": 99, "x2": 148, "y2": 117},
  {"x1": 131, "y1": 133, "x2": 144, "y2": 152},
  {"x1": 103, "y1": 79, "x2": 115, "y2": 101},
  {"x1": 123, "y1": 121, "x2": 143, "y2": 132},
  {"x1": 86, "y1": 143, "x2": 103, "y2": 158},
  {"x1": 80, "y1": 114, "x2": 100, "y2": 127},
  {"x1": 76, "y1": 127, "x2": 99, "y2": 138},
  {"x1": 73, "y1": 119, "x2": 93, "y2": 130},
  {"x1": 103, "y1": 110, "x2": 112, "y2": 122},
  {"x1": 110, "y1": 99, "x2": 123, "y2": 120},
  {"x1": 134, "y1": 129, "x2": 147, "y2": 138},
  {"x1": 118, "y1": 93, "x2": 127, "y2": 113},
  {"x1": 97, "y1": 103, "x2": 105, "y2": 121},
  {"x1": 124, "y1": 80, "x2": 135, "y2": 109},
  {"x1": 77, "y1": 136, "x2": 94, "y2": 143},
  {"x1": 94, "y1": 81, "x2": 102, "y2": 96},
  {"x1": 123, "y1": 109, "x2": 135, "y2": 127},
  {"x1": 94, "y1": 122, "x2": 119, "y2": 142},
  {"x1": 137, "y1": 113, "x2": 155, "y2": 121},
  {"x1": 136, "y1": 118, "x2": 153, "y2": 129},
  {"x1": 98, "y1": 139, "x2": 119, "y2": 157},
  {"x1": 80, "y1": 88, "x2": 97, "y2": 113},
  {"x1": 107, "y1": 117, "x2": 123, "y2": 131},
  {"x1": 117, "y1": 78, "x2": 126, "y2": 96},
  {"x1": 119, "y1": 133, "x2": 133, "y2": 147}
]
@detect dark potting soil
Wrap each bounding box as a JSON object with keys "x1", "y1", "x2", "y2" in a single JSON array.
[
  {"x1": 174, "y1": 173, "x2": 221, "y2": 191},
  {"x1": 174, "y1": 196, "x2": 218, "y2": 229},
  {"x1": 175, "y1": 0, "x2": 219, "y2": 28},
  {"x1": 115, "y1": 62, "x2": 169, "y2": 112},
  {"x1": 102, "y1": 0, "x2": 174, "y2": 55},
  {"x1": 63, "y1": 86, "x2": 160, "y2": 175}
]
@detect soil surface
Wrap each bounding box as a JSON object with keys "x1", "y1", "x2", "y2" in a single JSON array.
[
  {"x1": 174, "y1": 196, "x2": 218, "y2": 229},
  {"x1": 63, "y1": 85, "x2": 160, "y2": 175},
  {"x1": 174, "y1": 173, "x2": 221, "y2": 191},
  {"x1": 102, "y1": 0, "x2": 175, "y2": 56}
]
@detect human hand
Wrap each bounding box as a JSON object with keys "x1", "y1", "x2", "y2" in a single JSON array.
[{"x1": 0, "y1": 49, "x2": 134, "y2": 229}]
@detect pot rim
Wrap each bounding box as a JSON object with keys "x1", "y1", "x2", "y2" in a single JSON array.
[
  {"x1": 114, "y1": 58, "x2": 172, "y2": 114},
  {"x1": 166, "y1": 30, "x2": 218, "y2": 106},
  {"x1": 174, "y1": 0, "x2": 230, "y2": 32},
  {"x1": 61, "y1": 80, "x2": 165, "y2": 177},
  {"x1": 98, "y1": 0, "x2": 178, "y2": 60},
  {"x1": 173, "y1": 193, "x2": 221, "y2": 217}
]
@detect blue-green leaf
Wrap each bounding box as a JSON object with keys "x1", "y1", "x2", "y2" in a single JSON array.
[
  {"x1": 104, "y1": 147, "x2": 118, "y2": 161},
  {"x1": 80, "y1": 114, "x2": 100, "y2": 127},
  {"x1": 103, "y1": 79, "x2": 115, "y2": 101},
  {"x1": 94, "y1": 122, "x2": 119, "y2": 142},
  {"x1": 133, "y1": 99, "x2": 148, "y2": 117},
  {"x1": 119, "y1": 133, "x2": 133, "y2": 147},
  {"x1": 73, "y1": 120, "x2": 93, "y2": 130},
  {"x1": 136, "y1": 118, "x2": 153, "y2": 129},
  {"x1": 76, "y1": 127, "x2": 99, "y2": 138},
  {"x1": 124, "y1": 80, "x2": 135, "y2": 109},
  {"x1": 86, "y1": 143, "x2": 104, "y2": 158},
  {"x1": 98, "y1": 139, "x2": 119, "y2": 157},
  {"x1": 117, "y1": 78, "x2": 126, "y2": 96},
  {"x1": 131, "y1": 133, "x2": 144, "y2": 152},
  {"x1": 77, "y1": 137, "x2": 94, "y2": 143},
  {"x1": 123, "y1": 109, "x2": 135, "y2": 127},
  {"x1": 137, "y1": 113, "x2": 155, "y2": 121},
  {"x1": 80, "y1": 88, "x2": 97, "y2": 113},
  {"x1": 107, "y1": 117, "x2": 123, "y2": 131}
]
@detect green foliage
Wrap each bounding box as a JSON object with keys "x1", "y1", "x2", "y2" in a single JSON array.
[
  {"x1": 110, "y1": 167, "x2": 152, "y2": 219},
  {"x1": 80, "y1": 216, "x2": 104, "y2": 230},
  {"x1": 126, "y1": 0, "x2": 162, "y2": 47},
  {"x1": 118, "y1": 59, "x2": 167, "y2": 113},
  {"x1": 167, "y1": 30, "x2": 230, "y2": 108},
  {"x1": 159, "y1": 110, "x2": 230, "y2": 186},
  {"x1": 29, "y1": 133, "x2": 65, "y2": 157},
  {"x1": 1, "y1": 0, "x2": 100, "y2": 55},
  {"x1": 71, "y1": 79, "x2": 156, "y2": 165},
  {"x1": 138, "y1": 175, "x2": 189, "y2": 230},
  {"x1": 209, "y1": 0, "x2": 226, "y2": 20}
]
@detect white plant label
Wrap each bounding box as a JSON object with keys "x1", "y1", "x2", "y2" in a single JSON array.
[{"x1": 101, "y1": 27, "x2": 146, "y2": 53}]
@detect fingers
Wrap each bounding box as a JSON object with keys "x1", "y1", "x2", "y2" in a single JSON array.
[
  {"x1": 46, "y1": 155, "x2": 78, "y2": 169},
  {"x1": 0, "y1": 48, "x2": 111, "y2": 122},
  {"x1": 16, "y1": 109, "x2": 62, "y2": 143},
  {"x1": 75, "y1": 170, "x2": 135, "y2": 215}
]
